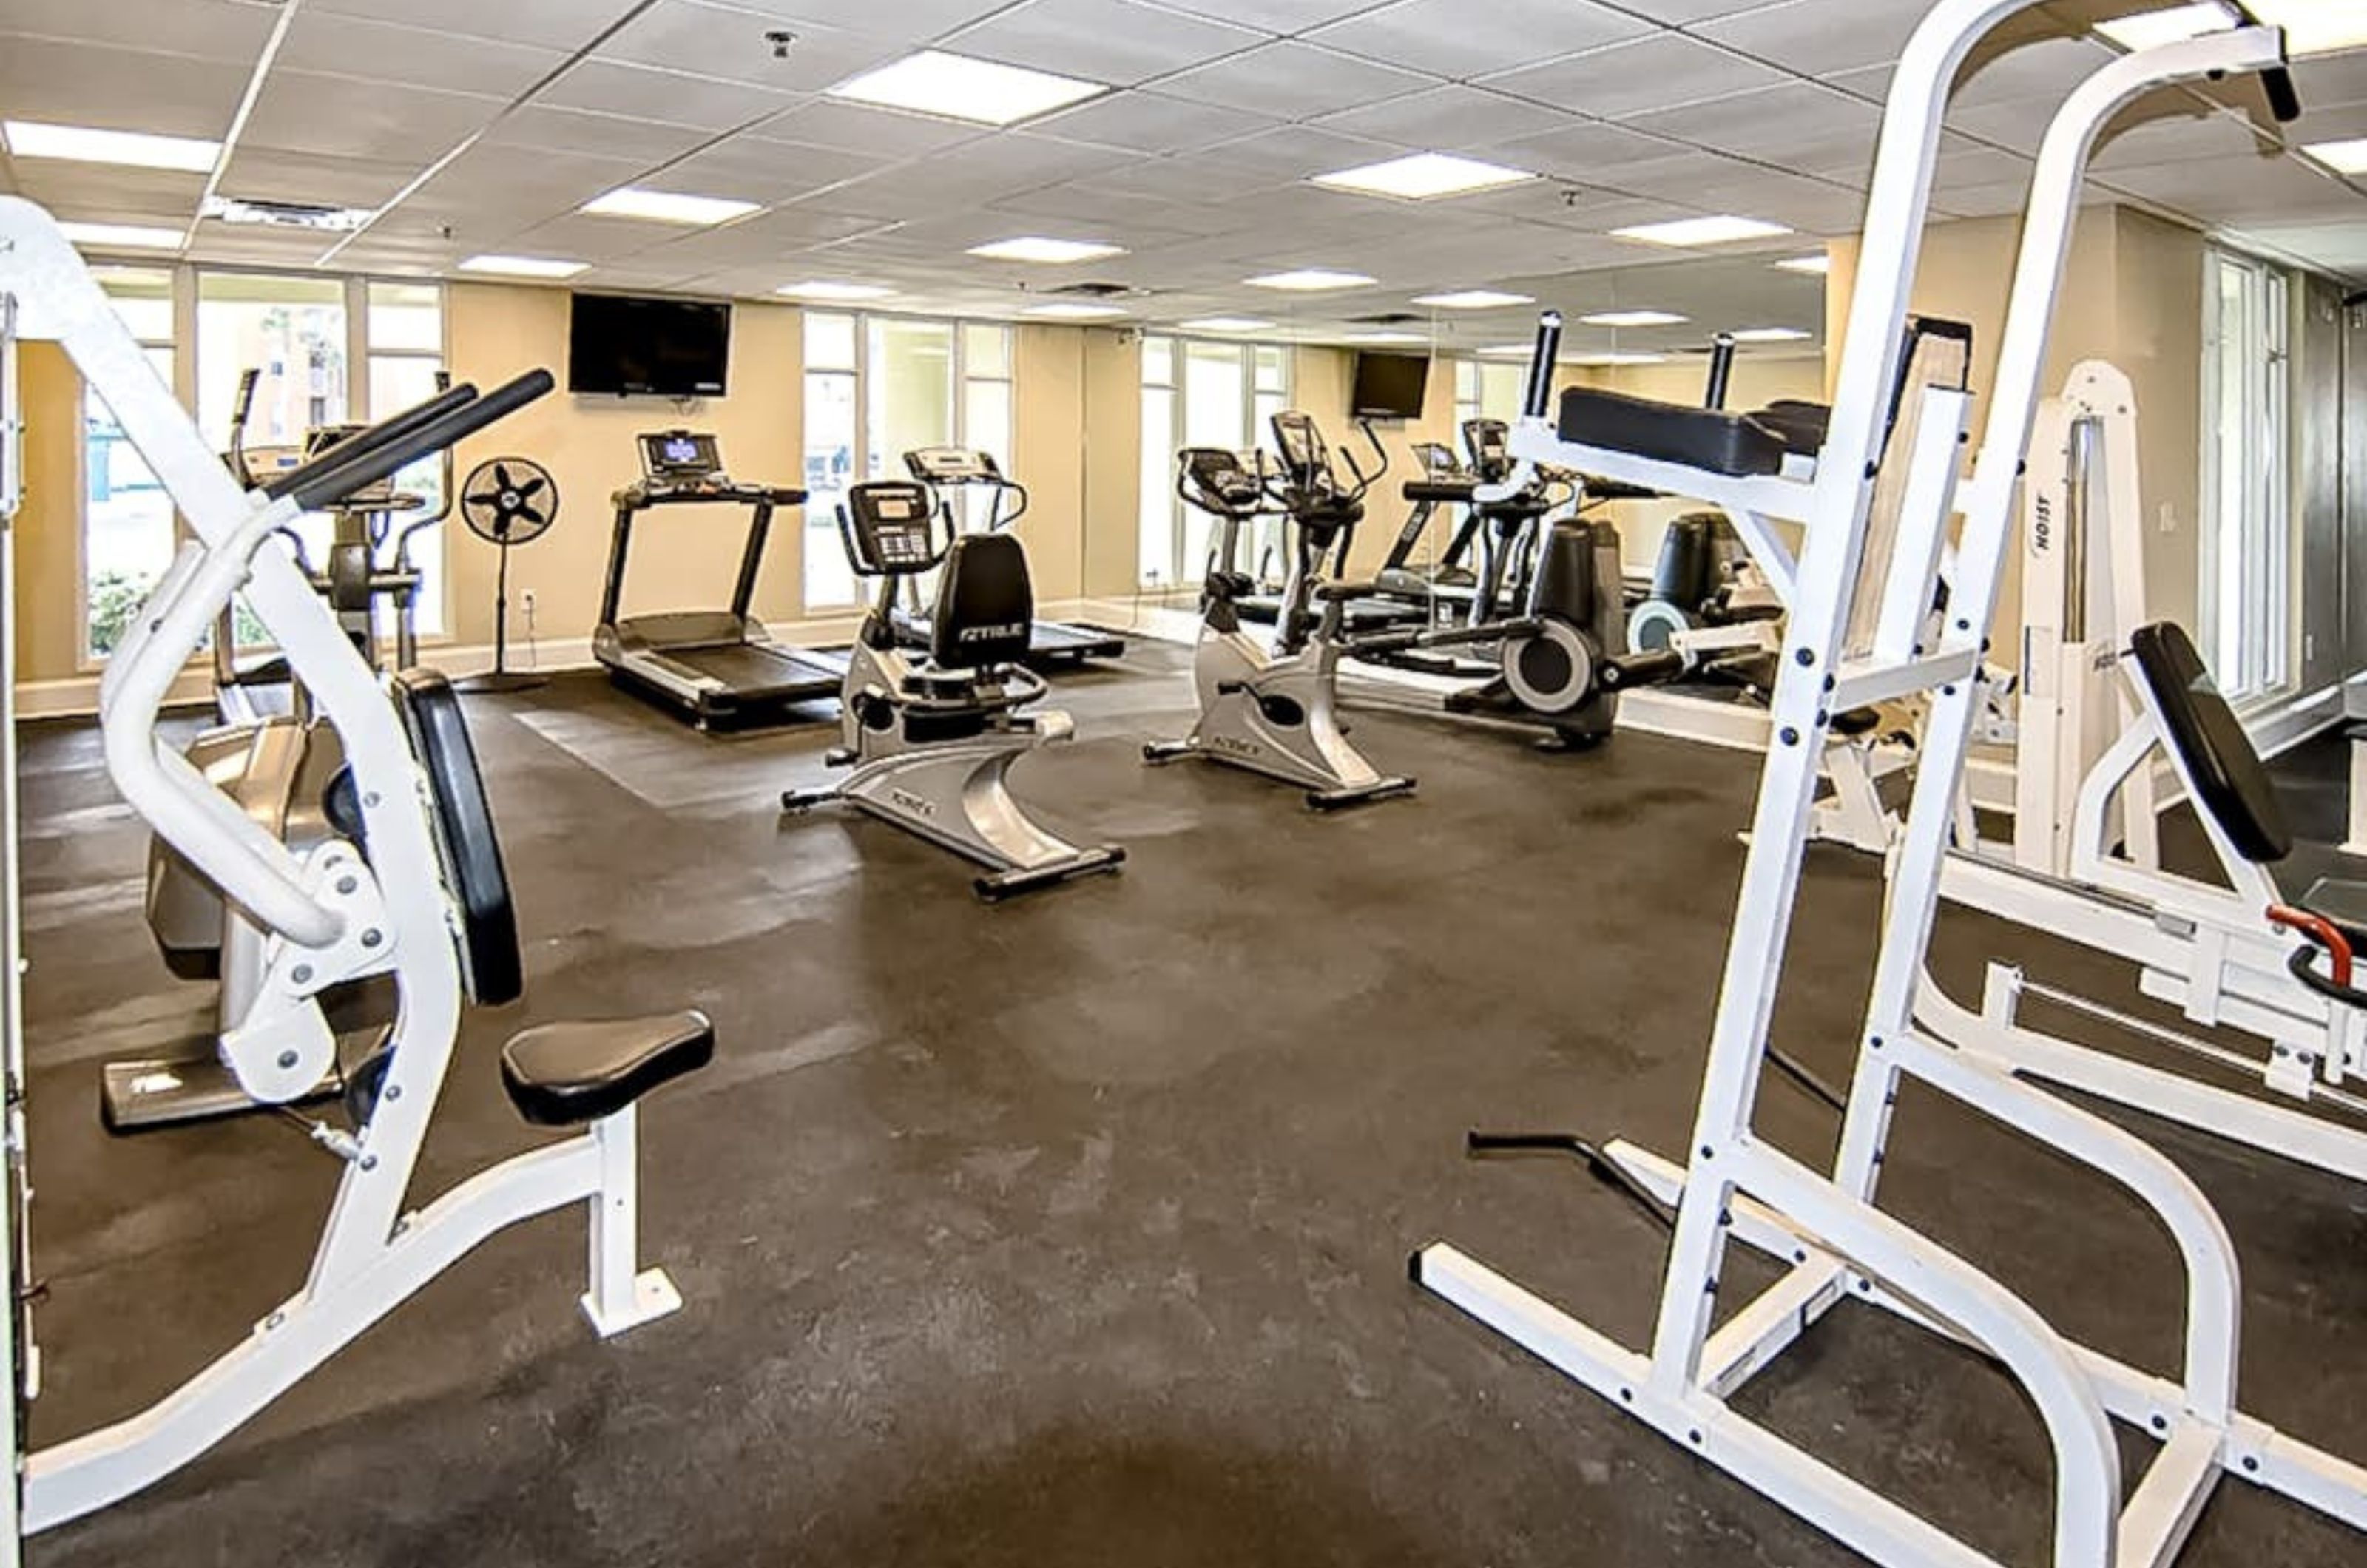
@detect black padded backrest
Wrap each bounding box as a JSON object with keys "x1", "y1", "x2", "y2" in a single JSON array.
[
  {"x1": 932, "y1": 533, "x2": 1034, "y2": 669},
  {"x1": 2127, "y1": 621, "x2": 2291, "y2": 865},
  {"x1": 391, "y1": 669, "x2": 525, "y2": 1005}
]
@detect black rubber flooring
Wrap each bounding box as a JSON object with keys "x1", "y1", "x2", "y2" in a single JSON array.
[{"x1": 14, "y1": 647, "x2": 2367, "y2": 1567}]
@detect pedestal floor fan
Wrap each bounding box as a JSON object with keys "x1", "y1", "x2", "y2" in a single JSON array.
[{"x1": 456, "y1": 456, "x2": 558, "y2": 695}]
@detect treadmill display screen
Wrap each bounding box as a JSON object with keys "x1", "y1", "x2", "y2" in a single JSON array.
[{"x1": 639, "y1": 430, "x2": 722, "y2": 481}]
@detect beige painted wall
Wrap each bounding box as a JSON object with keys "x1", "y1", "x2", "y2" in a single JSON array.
[
  {"x1": 442, "y1": 281, "x2": 810, "y2": 650},
  {"x1": 10, "y1": 342, "x2": 87, "y2": 686},
  {"x1": 1078, "y1": 328, "x2": 1141, "y2": 600},
  {"x1": 1010, "y1": 323, "x2": 1087, "y2": 601}
]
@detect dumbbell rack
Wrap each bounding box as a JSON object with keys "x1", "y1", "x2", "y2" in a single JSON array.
[{"x1": 1413, "y1": 4, "x2": 2364, "y2": 1564}]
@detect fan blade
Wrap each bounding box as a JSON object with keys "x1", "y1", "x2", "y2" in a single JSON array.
[
  {"x1": 465, "y1": 490, "x2": 502, "y2": 509},
  {"x1": 493, "y1": 462, "x2": 516, "y2": 491},
  {"x1": 519, "y1": 504, "x2": 547, "y2": 528},
  {"x1": 517, "y1": 476, "x2": 547, "y2": 500}
]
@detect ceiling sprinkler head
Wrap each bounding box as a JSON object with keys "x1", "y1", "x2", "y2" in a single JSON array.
[{"x1": 765, "y1": 29, "x2": 797, "y2": 59}]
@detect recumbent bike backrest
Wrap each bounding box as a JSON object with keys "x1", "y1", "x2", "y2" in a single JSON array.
[{"x1": 931, "y1": 534, "x2": 1034, "y2": 671}]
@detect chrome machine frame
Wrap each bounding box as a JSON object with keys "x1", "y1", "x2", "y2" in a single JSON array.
[
  {"x1": 0, "y1": 198, "x2": 697, "y2": 1542},
  {"x1": 1414, "y1": 8, "x2": 2358, "y2": 1564}
]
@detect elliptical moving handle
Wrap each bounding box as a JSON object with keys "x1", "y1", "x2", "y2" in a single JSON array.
[{"x1": 286, "y1": 371, "x2": 556, "y2": 514}]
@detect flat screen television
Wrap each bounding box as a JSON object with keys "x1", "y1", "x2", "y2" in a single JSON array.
[
  {"x1": 568, "y1": 294, "x2": 732, "y2": 397},
  {"x1": 1351, "y1": 351, "x2": 1429, "y2": 421}
]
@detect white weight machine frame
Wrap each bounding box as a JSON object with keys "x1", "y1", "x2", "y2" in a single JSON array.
[
  {"x1": 2, "y1": 291, "x2": 31, "y2": 1565},
  {"x1": 1414, "y1": 7, "x2": 2367, "y2": 1564},
  {"x1": 0, "y1": 198, "x2": 687, "y2": 1542},
  {"x1": 1940, "y1": 363, "x2": 2367, "y2": 1177}
]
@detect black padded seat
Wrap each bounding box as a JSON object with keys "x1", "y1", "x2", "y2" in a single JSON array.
[
  {"x1": 931, "y1": 533, "x2": 1034, "y2": 670},
  {"x1": 1559, "y1": 386, "x2": 1794, "y2": 479},
  {"x1": 500, "y1": 1010, "x2": 715, "y2": 1128},
  {"x1": 2126, "y1": 622, "x2": 2292, "y2": 865}
]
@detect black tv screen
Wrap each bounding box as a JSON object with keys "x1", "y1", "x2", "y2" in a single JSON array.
[
  {"x1": 568, "y1": 294, "x2": 732, "y2": 397},
  {"x1": 1351, "y1": 351, "x2": 1429, "y2": 420}
]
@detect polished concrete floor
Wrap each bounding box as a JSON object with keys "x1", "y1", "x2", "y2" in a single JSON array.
[{"x1": 14, "y1": 646, "x2": 2367, "y2": 1567}]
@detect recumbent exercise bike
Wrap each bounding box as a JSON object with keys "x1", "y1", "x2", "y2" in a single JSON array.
[{"x1": 783, "y1": 479, "x2": 1124, "y2": 899}]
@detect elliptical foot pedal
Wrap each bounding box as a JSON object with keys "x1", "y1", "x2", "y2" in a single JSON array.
[{"x1": 101, "y1": 1052, "x2": 342, "y2": 1135}]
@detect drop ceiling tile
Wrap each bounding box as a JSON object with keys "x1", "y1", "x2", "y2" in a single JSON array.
[
  {"x1": 0, "y1": 0, "x2": 277, "y2": 64},
  {"x1": 1155, "y1": 40, "x2": 1436, "y2": 120},
  {"x1": 1152, "y1": 0, "x2": 1391, "y2": 31},
  {"x1": 1695, "y1": 0, "x2": 1926, "y2": 80},
  {"x1": 243, "y1": 72, "x2": 507, "y2": 163},
  {"x1": 483, "y1": 103, "x2": 717, "y2": 163},
  {"x1": 2291, "y1": 51, "x2": 2367, "y2": 112},
  {"x1": 704, "y1": 0, "x2": 1012, "y2": 41},
  {"x1": 1483, "y1": 33, "x2": 1791, "y2": 122},
  {"x1": 1671, "y1": 172, "x2": 1863, "y2": 234},
  {"x1": 2090, "y1": 105, "x2": 2277, "y2": 174},
  {"x1": 2101, "y1": 152, "x2": 2361, "y2": 227},
  {"x1": 1473, "y1": 121, "x2": 1701, "y2": 184},
  {"x1": 655, "y1": 136, "x2": 891, "y2": 204},
  {"x1": 1067, "y1": 157, "x2": 1280, "y2": 205},
  {"x1": 1030, "y1": 89, "x2": 1285, "y2": 154},
  {"x1": 539, "y1": 58, "x2": 803, "y2": 130},
  {"x1": 1200, "y1": 124, "x2": 1405, "y2": 180},
  {"x1": 1948, "y1": 33, "x2": 2118, "y2": 110},
  {"x1": 309, "y1": 0, "x2": 633, "y2": 50},
  {"x1": 1306, "y1": 0, "x2": 1650, "y2": 81},
  {"x1": 189, "y1": 227, "x2": 356, "y2": 266},
  {"x1": 749, "y1": 98, "x2": 989, "y2": 158},
  {"x1": 499, "y1": 213, "x2": 686, "y2": 261},
  {"x1": 1620, "y1": 83, "x2": 1884, "y2": 177},
  {"x1": 0, "y1": 38, "x2": 250, "y2": 141},
  {"x1": 1310, "y1": 85, "x2": 1572, "y2": 151},
  {"x1": 9, "y1": 164, "x2": 203, "y2": 220},
  {"x1": 219, "y1": 149, "x2": 423, "y2": 211},
  {"x1": 278, "y1": 12, "x2": 570, "y2": 98},
  {"x1": 598, "y1": 1, "x2": 905, "y2": 92},
  {"x1": 948, "y1": 0, "x2": 1263, "y2": 87}
]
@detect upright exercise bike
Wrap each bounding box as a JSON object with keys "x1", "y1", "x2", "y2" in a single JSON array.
[
  {"x1": 1144, "y1": 436, "x2": 1414, "y2": 810},
  {"x1": 783, "y1": 480, "x2": 1124, "y2": 900}
]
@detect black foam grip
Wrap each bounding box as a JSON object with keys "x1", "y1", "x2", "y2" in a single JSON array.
[
  {"x1": 2263, "y1": 67, "x2": 2300, "y2": 124},
  {"x1": 290, "y1": 371, "x2": 554, "y2": 513}
]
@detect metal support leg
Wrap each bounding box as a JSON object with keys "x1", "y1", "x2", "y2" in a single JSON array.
[{"x1": 579, "y1": 1106, "x2": 682, "y2": 1337}]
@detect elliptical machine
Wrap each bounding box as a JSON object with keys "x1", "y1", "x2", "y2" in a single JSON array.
[
  {"x1": 782, "y1": 479, "x2": 1124, "y2": 901},
  {"x1": 123, "y1": 374, "x2": 467, "y2": 1132},
  {"x1": 1144, "y1": 433, "x2": 1414, "y2": 810}
]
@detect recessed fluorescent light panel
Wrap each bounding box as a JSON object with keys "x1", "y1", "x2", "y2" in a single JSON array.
[
  {"x1": 1245, "y1": 269, "x2": 1377, "y2": 292},
  {"x1": 1727, "y1": 327, "x2": 1813, "y2": 343},
  {"x1": 778, "y1": 280, "x2": 897, "y2": 301},
  {"x1": 828, "y1": 50, "x2": 1109, "y2": 126},
  {"x1": 202, "y1": 195, "x2": 376, "y2": 231},
  {"x1": 2300, "y1": 138, "x2": 2367, "y2": 175},
  {"x1": 1614, "y1": 214, "x2": 1792, "y2": 247},
  {"x1": 1412, "y1": 289, "x2": 1536, "y2": 310},
  {"x1": 1312, "y1": 152, "x2": 1536, "y2": 201},
  {"x1": 581, "y1": 188, "x2": 760, "y2": 226},
  {"x1": 459, "y1": 254, "x2": 589, "y2": 280},
  {"x1": 1579, "y1": 309, "x2": 1686, "y2": 328},
  {"x1": 1180, "y1": 317, "x2": 1275, "y2": 333},
  {"x1": 969, "y1": 236, "x2": 1126, "y2": 265},
  {"x1": 1022, "y1": 303, "x2": 1126, "y2": 320},
  {"x1": 2095, "y1": 2, "x2": 2235, "y2": 50},
  {"x1": 1, "y1": 121, "x2": 219, "y2": 172},
  {"x1": 1775, "y1": 254, "x2": 1831, "y2": 275},
  {"x1": 57, "y1": 222, "x2": 183, "y2": 251}
]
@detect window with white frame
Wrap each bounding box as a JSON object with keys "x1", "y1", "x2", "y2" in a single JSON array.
[
  {"x1": 82, "y1": 267, "x2": 178, "y2": 658},
  {"x1": 1453, "y1": 357, "x2": 1525, "y2": 437},
  {"x1": 82, "y1": 268, "x2": 448, "y2": 660},
  {"x1": 802, "y1": 312, "x2": 1016, "y2": 609},
  {"x1": 2201, "y1": 248, "x2": 2292, "y2": 700},
  {"x1": 1137, "y1": 335, "x2": 1292, "y2": 589}
]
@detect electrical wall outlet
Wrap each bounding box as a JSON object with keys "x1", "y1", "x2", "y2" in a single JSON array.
[{"x1": 521, "y1": 588, "x2": 537, "y2": 614}]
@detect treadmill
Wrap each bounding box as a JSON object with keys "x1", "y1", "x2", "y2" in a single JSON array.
[
  {"x1": 899, "y1": 447, "x2": 1126, "y2": 666},
  {"x1": 595, "y1": 430, "x2": 847, "y2": 729}
]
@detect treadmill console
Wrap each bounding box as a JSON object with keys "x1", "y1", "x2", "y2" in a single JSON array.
[
  {"x1": 843, "y1": 481, "x2": 940, "y2": 576},
  {"x1": 638, "y1": 430, "x2": 728, "y2": 490},
  {"x1": 904, "y1": 447, "x2": 1000, "y2": 485},
  {"x1": 1464, "y1": 419, "x2": 1512, "y2": 483},
  {"x1": 1269, "y1": 411, "x2": 1326, "y2": 486}
]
